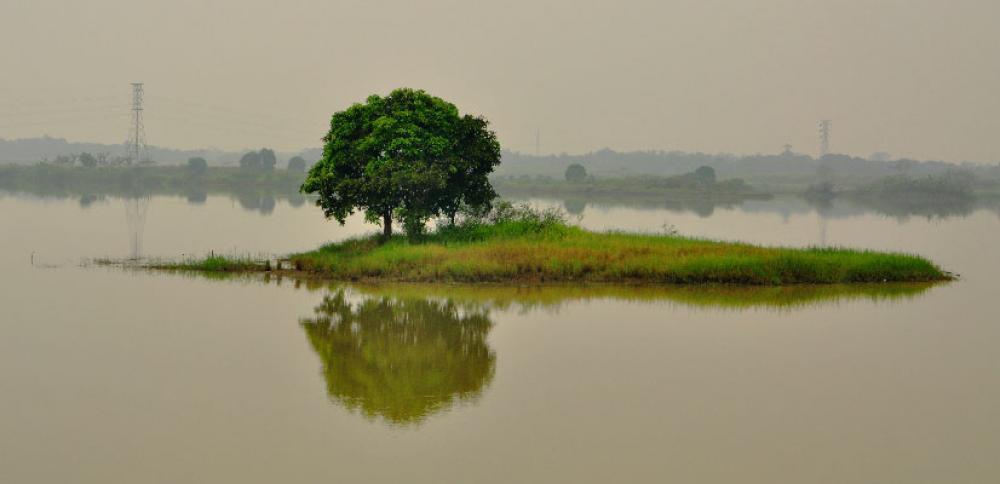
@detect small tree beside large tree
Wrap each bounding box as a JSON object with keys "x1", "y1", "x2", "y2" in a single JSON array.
[{"x1": 302, "y1": 88, "x2": 501, "y2": 239}]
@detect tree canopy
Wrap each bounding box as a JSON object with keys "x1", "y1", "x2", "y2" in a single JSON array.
[
  {"x1": 693, "y1": 165, "x2": 716, "y2": 184},
  {"x1": 238, "y1": 148, "x2": 276, "y2": 170},
  {"x1": 78, "y1": 152, "x2": 98, "y2": 168},
  {"x1": 259, "y1": 148, "x2": 277, "y2": 171},
  {"x1": 564, "y1": 163, "x2": 587, "y2": 182},
  {"x1": 287, "y1": 156, "x2": 308, "y2": 172},
  {"x1": 187, "y1": 157, "x2": 208, "y2": 174},
  {"x1": 301, "y1": 88, "x2": 501, "y2": 238},
  {"x1": 239, "y1": 151, "x2": 261, "y2": 169}
]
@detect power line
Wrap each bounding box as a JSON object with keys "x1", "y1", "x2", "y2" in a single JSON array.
[
  {"x1": 145, "y1": 93, "x2": 316, "y2": 125},
  {"x1": 0, "y1": 93, "x2": 125, "y2": 111},
  {"x1": 0, "y1": 112, "x2": 129, "y2": 130},
  {"x1": 0, "y1": 104, "x2": 128, "y2": 118},
  {"x1": 144, "y1": 111, "x2": 317, "y2": 136}
]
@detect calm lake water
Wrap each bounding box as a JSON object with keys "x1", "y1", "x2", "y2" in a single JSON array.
[{"x1": 1, "y1": 191, "x2": 998, "y2": 483}]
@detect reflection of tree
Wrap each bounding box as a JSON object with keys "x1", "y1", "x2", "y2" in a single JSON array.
[
  {"x1": 287, "y1": 192, "x2": 306, "y2": 208},
  {"x1": 78, "y1": 193, "x2": 102, "y2": 208},
  {"x1": 185, "y1": 191, "x2": 207, "y2": 205},
  {"x1": 850, "y1": 195, "x2": 975, "y2": 221},
  {"x1": 563, "y1": 198, "x2": 586, "y2": 215},
  {"x1": 300, "y1": 290, "x2": 496, "y2": 425},
  {"x1": 236, "y1": 193, "x2": 277, "y2": 215},
  {"x1": 662, "y1": 198, "x2": 717, "y2": 217}
]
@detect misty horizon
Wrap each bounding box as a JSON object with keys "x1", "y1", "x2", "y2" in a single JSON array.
[{"x1": 2, "y1": 0, "x2": 999, "y2": 163}]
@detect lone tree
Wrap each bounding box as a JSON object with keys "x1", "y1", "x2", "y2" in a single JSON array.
[
  {"x1": 187, "y1": 157, "x2": 208, "y2": 174},
  {"x1": 259, "y1": 148, "x2": 277, "y2": 171},
  {"x1": 239, "y1": 151, "x2": 261, "y2": 169},
  {"x1": 302, "y1": 88, "x2": 501, "y2": 239},
  {"x1": 78, "y1": 152, "x2": 98, "y2": 168},
  {"x1": 287, "y1": 156, "x2": 308, "y2": 172},
  {"x1": 564, "y1": 163, "x2": 587, "y2": 182},
  {"x1": 693, "y1": 165, "x2": 716, "y2": 184}
]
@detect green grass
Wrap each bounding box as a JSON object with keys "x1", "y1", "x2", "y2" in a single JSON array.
[
  {"x1": 283, "y1": 215, "x2": 948, "y2": 285},
  {"x1": 144, "y1": 254, "x2": 271, "y2": 272},
  {"x1": 125, "y1": 204, "x2": 949, "y2": 285}
]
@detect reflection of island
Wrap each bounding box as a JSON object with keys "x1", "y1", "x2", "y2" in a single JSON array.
[
  {"x1": 299, "y1": 290, "x2": 496, "y2": 425},
  {"x1": 561, "y1": 196, "x2": 745, "y2": 218},
  {"x1": 276, "y1": 279, "x2": 940, "y2": 315}
]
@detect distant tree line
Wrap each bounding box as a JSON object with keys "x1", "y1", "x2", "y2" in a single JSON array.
[
  {"x1": 47, "y1": 152, "x2": 133, "y2": 167},
  {"x1": 237, "y1": 149, "x2": 311, "y2": 172},
  {"x1": 499, "y1": 148, "x2": 1000, "y2": 189}
]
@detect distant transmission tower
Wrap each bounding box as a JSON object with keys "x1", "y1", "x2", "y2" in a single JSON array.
[
  {"x1": 818, "y1": 120, "x2": 832, "y2": 157},
  {"x1": 535, "y1": 129, "x2": 541, "y2": 157},
  {"x1": 126, "y1": 83, "x2": 148, "y2": 164}
]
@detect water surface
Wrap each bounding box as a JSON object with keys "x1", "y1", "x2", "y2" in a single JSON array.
[{"x1": 1, "y1": 192, "x2": 998, "y2": 483}]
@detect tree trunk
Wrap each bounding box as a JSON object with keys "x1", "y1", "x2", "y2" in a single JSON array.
[{"x1": 382, "y1": 212, "x2": 392, "y2": 239}]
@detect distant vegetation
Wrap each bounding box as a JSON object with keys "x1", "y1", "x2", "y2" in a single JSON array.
[
  {"x1": 495, "y1": 165, "x2": 766, "y2": 201},
  {"x1": 497, "y1": 149, "x2": 1000, "y2": 193},
  {"x1": 239, "y1": 148, "x2": 278, "y2": 171},
  {"x1": 0, "y1": 136, "x2": 321, "y2": 166},
  {"x1": 287, "y1": 156, "x2": 308, "y2": 172},
  {"x1": 564, "y1": 163, "x2": 588, "y2": 182},
  {"x1": 0, "y1": 163, "x2": 310, "y2": 213},
  {"x1": 850, "y1": 172, "x2": 976, "y2": 201},
  {"x1": 798, "y1": 172, "x2": 982, "y2": 219},
  {"x1": 186, "y1": 157, "x2": 208, "y2": 174}
]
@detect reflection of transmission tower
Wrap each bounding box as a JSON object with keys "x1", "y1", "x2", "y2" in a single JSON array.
[
  {"x1": 818, "y1": 120, "x2": 832, "y2": 157},
  {"x1": 126, "y1": 83, "x2": 148, "y2": 164},
  {"x1": 819, "y1": 215, "x2": 828, "y2": 247},
  {"x1": 124, "y1": 196, "x2": 150, "y2": 259}
]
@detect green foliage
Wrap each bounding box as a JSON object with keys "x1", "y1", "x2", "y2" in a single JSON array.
[
  {"x1": 145, "y1": 254, "x2": 270, "y2": 272},
  {"x1": 853, "y1": 171, "x2": 975, "y2": 200},
  {"x1": 693, "y1": 165, "x2": 716, "y2": 183},
  {"x1": 78, "y1": 152, "x2": 98, "y2": 168},
  {"x1": 302, "y1": 88, "x2": 501, "y2": 239},
  {"x1": 300, "y1": 290, "x2": 495, "y2": 425},
  {"x1": 238, "y1": 148, "x2": 277, "y2": 171},
  {"x1": 564, "y1": 163, "x2": 587, "y2": 182},
  {"x1": 494, "y1": 167, "x2": 758, "y2": 200},
  {"x1": 803, "y1": 181, "x2": 835, "y2": 200},
  {"x1": 239, "y1": 151, "x2": 261, "y2": 169},
  {"x1": 259, "y1": 148, "x2": 277, "y2": 171},
  {"x1": 186, "y1": 157, "x2": 208, "y2": 175},
  {"x1": 287, "y1": 156, "x2": 308, "y2": 172}
]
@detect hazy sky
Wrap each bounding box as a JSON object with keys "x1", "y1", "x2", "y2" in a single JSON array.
[{"x1": 1, "y1": 0, "x2": 998, "y2": 162}]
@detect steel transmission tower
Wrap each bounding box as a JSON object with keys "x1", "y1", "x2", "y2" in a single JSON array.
[
  {"x1": 126, "y1": 83, "x2": 148, "y2": 164},
  {"x1": 535, "y1": 129, "x2": 540, "y2": 156},
  {"x1": 818, "y1": 120, "x2": 832, "y2": 157}
]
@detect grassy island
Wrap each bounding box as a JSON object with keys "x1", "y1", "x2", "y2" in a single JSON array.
[{"x1": 144, "y1": 204, "x2": 949, "y2": 285}]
